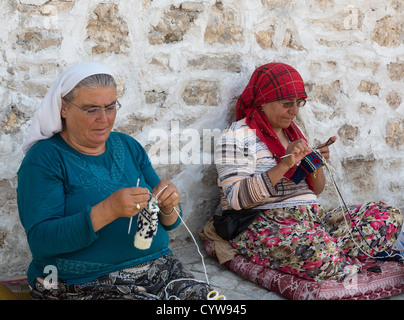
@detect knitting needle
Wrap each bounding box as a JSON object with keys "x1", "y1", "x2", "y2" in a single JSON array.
[
  {"x1": 281, "y1": 137, "x2": 336, "y2": 159},
  {"x1": 281, "y1": 148, "x2": 313, "y2": 159},
  {"x1": 128, "y1": 178, "x2": 140, "y2": 234},
  {"x1": 280, "y1": 153, "x2": 294, "y2": 159},
  {"x1": 315, "y1": 136, "x2": 336, "y2": 149}
]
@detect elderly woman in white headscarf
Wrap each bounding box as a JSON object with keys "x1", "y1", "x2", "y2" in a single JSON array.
[{"x1": 17, "y1": 62, "x2": 209, "y2": 300}]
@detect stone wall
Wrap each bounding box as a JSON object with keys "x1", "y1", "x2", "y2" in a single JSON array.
[{"x1": 0, "y1": 0, "x2": 403, "y2": 278}]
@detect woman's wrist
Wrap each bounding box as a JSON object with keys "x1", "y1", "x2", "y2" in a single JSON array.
[
  {"x1": 279, "y1": 159, "x2": 295, "y2": 171},
  {"x1": 310, "y1": 166, "x2": 323, "y2": 177},
  {"x1": 90, "y1": 201, "x2": 116, "y2": 232},
  {"x1": 266, "y1": 161, "x2": 293, "y2": 186},
  {"x1": 160, "y1": 206, "x2": 176, "y2": 216},
  {"x1": 159, "y1": 205, "x2": 180, "y2": 227}
]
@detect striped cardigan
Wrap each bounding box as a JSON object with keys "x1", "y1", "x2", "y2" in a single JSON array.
[{"x1": 214, "y1": 118, "x2": 317, "y2": 211}]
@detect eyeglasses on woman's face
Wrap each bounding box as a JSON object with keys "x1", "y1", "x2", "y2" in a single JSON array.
[
  {"x1": 63, "y1": 98, "x2": 121, "y2": 118},
  {"x1": 278, "y1": 99, "x2": 306, "y2": 109}
]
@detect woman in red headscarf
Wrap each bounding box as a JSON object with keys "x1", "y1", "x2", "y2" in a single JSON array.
[{"x1": 210, "y1": 63, "x2": 402, "y2": 282}]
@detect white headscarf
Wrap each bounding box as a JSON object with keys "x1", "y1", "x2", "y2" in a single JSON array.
[{"x1": 22, "y1": 62, "x2": 114, "y2": 154}]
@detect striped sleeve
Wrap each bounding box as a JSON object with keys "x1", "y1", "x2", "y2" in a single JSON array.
[{"x1": 214, "y1": 119, "x2": 286, "y2": 210}]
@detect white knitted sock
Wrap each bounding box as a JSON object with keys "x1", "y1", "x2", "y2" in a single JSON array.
[{"x1": 134, "y1": 208, "x2": 158, "y2": 250}]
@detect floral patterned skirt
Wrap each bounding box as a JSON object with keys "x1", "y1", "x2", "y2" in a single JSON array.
[{"x1": 231, "y1": 201, "x2": 403, "y2": 282}]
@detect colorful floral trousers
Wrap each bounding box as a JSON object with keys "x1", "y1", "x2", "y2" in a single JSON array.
[{"x1": 231, "y1": 201, "x2": 403, "y2": 281}]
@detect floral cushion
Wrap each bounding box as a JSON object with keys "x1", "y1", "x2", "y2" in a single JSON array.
[{"x1": 204, "y1": 238, "x2": 404, "y2": 300}]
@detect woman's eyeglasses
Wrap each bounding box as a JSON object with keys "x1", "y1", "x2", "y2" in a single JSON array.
[
  {"x1": 279, "y1": 99, "x2": 306, "y2": 109},
  {"x1": 63, "y1": 99, "x2": 121, "y2": 118}
]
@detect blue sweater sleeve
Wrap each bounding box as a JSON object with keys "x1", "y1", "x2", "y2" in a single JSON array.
[{"x1": 17, "y1": 148, "x2": 98, "y2": 260}]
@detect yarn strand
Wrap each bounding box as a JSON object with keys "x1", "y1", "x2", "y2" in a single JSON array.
[{"x1": 315, "y1": 146, "x2": 403, "y2": 261}]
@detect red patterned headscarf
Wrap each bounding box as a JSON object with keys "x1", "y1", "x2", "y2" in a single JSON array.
[{"x1": 236, "y1": 63, "x2": 312, "y2": 189}]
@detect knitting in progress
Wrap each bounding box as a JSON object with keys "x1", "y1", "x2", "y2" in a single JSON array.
[
  {"x1": 289, "y1": 148, "x2": 324, "y2": 184},
  {"x1": 282, "y1": 136, "x2": 335, "y2": 185},
  {"x1": 134, "y1": 196, "x2": 159, "y2": 250},
  {"x1": 130, "y1": 185, "x2": 226, "y2": 300}
]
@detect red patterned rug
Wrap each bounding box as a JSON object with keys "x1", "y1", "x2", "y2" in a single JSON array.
[{"x1": 204, "y1": 238, "x2": 404, "y2": 300}]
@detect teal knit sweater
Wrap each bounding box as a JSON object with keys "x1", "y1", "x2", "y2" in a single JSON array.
[{"x1": 17, "y1": 132, "x2": 181, "y2": 285}]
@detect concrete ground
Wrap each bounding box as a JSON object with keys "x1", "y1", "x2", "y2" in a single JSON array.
[{"x1": 170, "y1": 238, "x2": 404, "y2": 301}]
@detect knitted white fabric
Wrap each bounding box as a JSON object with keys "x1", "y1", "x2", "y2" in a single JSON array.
[{"x1": 134, "y1": 208, "x2": 158, "y2": 250}]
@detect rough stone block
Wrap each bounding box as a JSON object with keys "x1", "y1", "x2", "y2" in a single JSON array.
[
  {"x1": 386, "y1": 91, "x2": 402, "y2": 109},
  {"x1": 204, "y1": 1, "x2": 243, "y2": 45},
  {"x1": 311, "y1": 81, "x2": 341, "y2": 106},
  {"x1": 386, "y1": 119, "x2": 404, "y2": 148},
  {"x1": 145, "y1": 90, "x2": 168, "y2": 107},
  {"x1": 387, "y1": 62, "x2": 404, "y2": 81},
  {"x1": 16, "y1": 29, "x2": 62, "y2": 52},
  {"x1": 338, "y1": 124, "x2": 359, "y2": 145},
  {"x1": 371, "y1": 15, "x2": 402, "y2": 47},
  {"x1": 255, "y1": 28, "x2": 275, "y2": 49},
  {"x1": 182, "y1": 80, "x2": 219, "y2": 106},
  {"x1": 341, "y1": 155, "x2": 376, "y2": 195},
  {"x1": 261, "y1": 0, "x2": 292, "y2": 9},
  {"x1": 148, "y1": 4, "x2": 202, "y2": 44},
  {"x1": 187, "y1": 54, "x2": 241, "y2": 72},
  {"x1": 358, "y1": 80, "x2": 380, "y2": 96},
  {"x1": 86, "y1": 3, "x2": 130, "y2": 54}
]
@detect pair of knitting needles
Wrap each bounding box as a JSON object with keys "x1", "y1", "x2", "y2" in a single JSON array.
[
  {"x1": 281, "y1": 137, "x2": 335, "y2": 159},
  {"x1": 127, "y1": 179, "x2": 166, "y2": 234}
]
